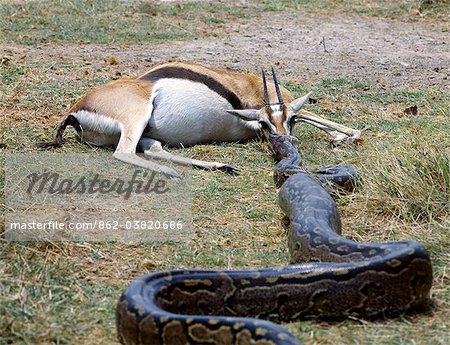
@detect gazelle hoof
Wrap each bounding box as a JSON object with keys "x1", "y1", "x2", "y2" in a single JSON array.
[
  {"x1": 161, "y1": 168, "x2": 182, "y2": 179},
  {"x1": 221, "y1": 164, "x2": 239, "y2": 175},
  {"x1": 332, "y1": 135, "x2": 360, "y2": 148}
]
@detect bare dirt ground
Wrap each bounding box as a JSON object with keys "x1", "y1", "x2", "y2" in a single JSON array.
[{"x1": 2, "y1": 11, "x2": 449, "y2": 89}]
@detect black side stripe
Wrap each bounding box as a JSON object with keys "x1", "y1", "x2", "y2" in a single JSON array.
[{"x1": 139, "y1": 66, "x2": 244, "y2": 110}]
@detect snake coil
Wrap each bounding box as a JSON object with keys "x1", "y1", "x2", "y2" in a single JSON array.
[{"x1": 116, "y1": 134, "x2": 432, "y2": 345}]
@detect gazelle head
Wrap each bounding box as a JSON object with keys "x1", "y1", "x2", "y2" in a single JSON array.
[{"x1": 227, "y1": 67, "x2": 312, "y2": 138}]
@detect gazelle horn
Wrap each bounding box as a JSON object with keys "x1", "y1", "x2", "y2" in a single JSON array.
[
  {"x1": 261, "y1": 68, "x2": 270, "y2": 109},
  {"x1": 271, "y1": 66, "x2": 284, "y2": 105}
]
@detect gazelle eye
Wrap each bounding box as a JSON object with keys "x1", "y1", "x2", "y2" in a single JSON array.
[
  {"x1": 289, "y1": 115, "x2": 297, "y2": 125},
  {"x1": 259, "y1": 120, "x2": 271, "y2": 132}
]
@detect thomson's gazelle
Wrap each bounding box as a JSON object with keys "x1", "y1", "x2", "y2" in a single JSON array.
[{"x1": 41, "y1": 62, "x2": 360, "y2": 177}]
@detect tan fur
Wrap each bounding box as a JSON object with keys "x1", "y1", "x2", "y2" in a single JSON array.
[
  {"x1": 43, "y1": 61, "x2": 360, "y2": 176},
  {"x1": 142, "y1": 61, "x2": 293, "y2": 109},
  {"x1": 70, "y1": 79, "x2": 153, "y2": 123},
  {"x1": 139, "y1": 62, "x2": 292, "y2": 135},
  {"x1": 71, "y1": 62, "x2": 293, "y2": 130},
  {"x1": 70, "y1": 62, "x2": 294, "y2": 145}
]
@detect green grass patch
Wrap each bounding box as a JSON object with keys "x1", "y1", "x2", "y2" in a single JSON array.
[
  {"x1": 1, "y1": 72, "x2": 449, "y2": 342},
  {"x1": 0, "y1": 243, "x2": 118, "y2": 343},
  {"x1": 1, "y1": 0, "x2": 447, "y2": 45},
  {"x1": 256, "y1": 0, "x2": 449, "y2": 20},
  {"x1": 0, "y1": 0, "x2": 252, "y2": 45},
  {"x1": 284, "y1": 78, "x2": 449, "y2": 225}
]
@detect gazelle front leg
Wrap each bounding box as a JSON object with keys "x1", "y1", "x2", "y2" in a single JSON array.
[
  {"x1": 139, "y1": 138, "x2": 239, "y2": 174},
  {"x1": 298, "y1": 119, "x2": 349, "y2": 146},
  {"x1": 297, "y1": 110, "x2": 361, "y2": 146}
]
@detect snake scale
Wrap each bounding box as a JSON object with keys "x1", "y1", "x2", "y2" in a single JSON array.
[{"x1": 116, "y1": 134, "x2": 433, "y2": 345}]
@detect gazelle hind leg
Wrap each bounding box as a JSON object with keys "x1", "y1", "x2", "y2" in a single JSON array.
[
  {"x1": 114, "y1": 125, "x2": 181, "y2": 178},
  {"x1": 140, "y1": 138, "x2": 239, "y2": 174},
  {"x1": 297, "y1": 110, "x2": 361, "y2": 145}
]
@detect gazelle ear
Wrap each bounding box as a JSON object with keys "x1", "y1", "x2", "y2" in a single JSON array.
[
  {"x1": 226, "y1": 109, "x2": 260, "y2": 121},
  {"x1": 289, "y1": 91, "x2": 313, "y2": 113}
]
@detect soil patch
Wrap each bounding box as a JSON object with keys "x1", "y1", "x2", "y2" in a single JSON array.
[{"x1": 1, "y1": 11, "x2": 448, "y2": 89}]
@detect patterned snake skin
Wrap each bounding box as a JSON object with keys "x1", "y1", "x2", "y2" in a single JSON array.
[{"x1": 116, "y1": 134, "x2": 432, "y2": 345}]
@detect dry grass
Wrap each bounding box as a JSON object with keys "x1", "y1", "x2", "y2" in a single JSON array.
[{"x1": 1, "y1": 1, "x2": 449, "y2": 344}]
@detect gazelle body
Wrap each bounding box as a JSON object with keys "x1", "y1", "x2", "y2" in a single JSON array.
[{"x1": 42, "y1": 62, "x2": 360, "y2": 176}]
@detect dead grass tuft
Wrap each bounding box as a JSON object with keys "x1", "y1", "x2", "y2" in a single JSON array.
[{"x1": 355, "y1": 144, "x2": 448, "y2": 223}]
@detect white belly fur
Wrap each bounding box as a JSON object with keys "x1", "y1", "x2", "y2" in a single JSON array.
[
  {"x1": 145, "y1": 78, "x2": 258, "y2": 146},
  {"x1": 73, "y1": 109, "x2": 121, "y2": 147}
]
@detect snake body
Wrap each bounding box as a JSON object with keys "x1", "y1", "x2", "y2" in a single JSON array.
[{"x1": 116, "y1": 134, "x2": 432, "y2": 345}]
